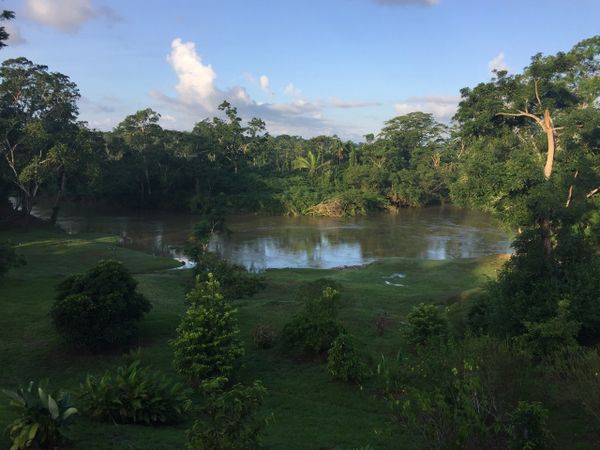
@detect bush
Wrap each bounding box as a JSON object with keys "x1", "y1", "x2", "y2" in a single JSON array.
[
  {"x1": 327, "y1": 334, "x2": 370, "y2": 383},
  {"x1": 484, "y1": 232, "x2": 600, "y2": 340},
  {"x1": 403, "y1": 303, "x2": 448, "y2": 347},
  {"x1": 193, "y1": 252, "x2": 266, "y2": 300},
  {"x1": 294, "y1": 278, "x2": 341, "y2": 303},
  {"x1": 186, "y1": 378, "x2": 267, "y2": 450},
  {"x1": 172, "y1": 274, "x2": 245, "y2": 384},
  {"x1": 378, "y1": 336, "x2": 538, "y2": 449},
  {"x1": 507, "y1": 401, "x2": 552, "y2": 450},
  {"x1": 51, "y1": 260, "x2": 151, "y2": 352},
  {"x1": 550, "y1": 347, "x2": 600, "y2": 426},
  {"x1": 252, "y1": 324, "x2": 275, "y2": 349},
  {"x1": 517, "y1": 299, "x2": 580, "y2": 361},
  {"x1": 282, "y1": 287, "x2": 344, "y2": 356},
  {"x1": 78, "y1": 360, "x2": 191, "y2": 425},
  {"x1": 0, "y1": 241, "x2": 24, "y2": 277},
  {"x1": 2, "y1": 381, "x2": 78, "y2": 450}
]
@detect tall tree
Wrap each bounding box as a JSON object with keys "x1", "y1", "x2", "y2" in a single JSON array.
[
  {"x1": 452, "y1": 36, "x2": 600, "y2": 257},
  {"x1": 0, "y1": 58, "x2": 80, "y2": 215},
  {"x1": 113, "y1": 108, "x2": 163, "y2": 205}
]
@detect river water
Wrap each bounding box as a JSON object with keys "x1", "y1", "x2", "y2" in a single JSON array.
[{"x1": 31, "y1": 203, "x2": 512, "y2": 270}]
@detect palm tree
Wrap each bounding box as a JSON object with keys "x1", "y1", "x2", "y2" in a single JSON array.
[{"x1": 292, "y1": 150, "x2": 330, "y2": 176}]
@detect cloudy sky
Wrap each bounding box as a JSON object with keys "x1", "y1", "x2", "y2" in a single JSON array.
[{"x1": 3, "y1": 0, "x2": 599, "y2": 140}]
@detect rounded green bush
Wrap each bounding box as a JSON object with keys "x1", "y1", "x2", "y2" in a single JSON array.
[{"x1": 51, "y1": 260, "x2": 151, "y2": 352}]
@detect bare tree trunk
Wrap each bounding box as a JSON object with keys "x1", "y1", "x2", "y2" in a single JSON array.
[{"x1": 543, "y1": 109, "x2": 555, "y2": 180}]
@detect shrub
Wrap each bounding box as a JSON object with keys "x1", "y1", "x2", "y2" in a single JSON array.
[
  {"x1": 395, "y1": 363, "x2": 504, "y2": 450},
  {"x1": 172, "y1": 274, "x2": 244, "y2": 384},
  {"x1": 294, "y1": 278, "x2": 341, "y2": 303},
  {"x1": 550, "y1": 347, "x2": 600, "y2": 426},
  {"x1": 0, "y1": 241, "x2": 24, "y2": 277},
  {"x1": 507, "y1": 401, "x2": 552, "y2": 450},
  {"x1": 517, "y1": 299, "x2": 580, "y2": 361},
  {"x1": 2, "y1": 381, "x2": 78, "y2": 450},
  {"x1": 379, "y1": 336, "x2": 537, "y2": 449},
  {"x1": 193, "y1": 252, "x2": 266, "y2": 300},
  {"x1": 327, "y1": 334, "x2": 370, "y2": 383},
  {"x1": 78, "y1": 360, "x2": 191, "y2": 425},
  {"x1": 51, "y1": 260, "x2": 151, "y2": 352},
  {"x1": 186, "y1": 378, "x2": 267, "y2": 450},
  {"x1": 403, "y1": 303, "x2": 448, "y2": 347},
  {"x1": 282, "y1": 287, "x2": 344, "y2": 356},
  {"x1": 252, "y1": 324, "x2": 275, "y2": 349}
]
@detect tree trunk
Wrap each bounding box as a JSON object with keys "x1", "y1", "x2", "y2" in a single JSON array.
[
  {"x1": 540, "y1": 218, "x2": 553, "y2": 258},
  {"x1": 50, "y1": 169, "x2": 66, "y2": 224},
  {"x1": 543, "y1": 109, "x2": 555, "y2": 180}
]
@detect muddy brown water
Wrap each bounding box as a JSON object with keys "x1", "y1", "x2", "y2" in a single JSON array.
[{"x1": 31, "y1": 203, "x2": 512, "y2": 270}]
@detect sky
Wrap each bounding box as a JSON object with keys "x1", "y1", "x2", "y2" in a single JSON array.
[{"x1": 2, "y1": 0, "x2": 599, "y2": 140}]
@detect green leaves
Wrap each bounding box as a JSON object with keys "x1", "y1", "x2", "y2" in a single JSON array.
[
  {"x1": 51, "y1": 259, "x2": 152, "y2": 352},
  {"x1": 282, "y1": 281, "x2": 344, "y2": 356},
  {"x1": 78, "y1": 360, "x2": 191, "y2": 425},
  {"x1": 2, "y1": 381, "x2": 78, "y2": 450},
  {"x1": 327, "y1": 334, "x2": 370, "y2": 383},
  {"x1": 172, "y1": 274, "x2": 245, "y2": 384},
  {"x1": 186, "y1": 380, "x2": 268, "y2": 450}
]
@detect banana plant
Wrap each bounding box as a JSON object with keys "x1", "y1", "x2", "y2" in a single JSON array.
[{"x1": 3, "y1": 381, "x2": 78, "y2": 450}]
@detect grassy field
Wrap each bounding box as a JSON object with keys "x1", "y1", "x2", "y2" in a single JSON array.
[{"x1": 0, "y1": 227, "x2": 567, "y2": 449}]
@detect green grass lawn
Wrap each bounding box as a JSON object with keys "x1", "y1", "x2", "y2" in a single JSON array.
[{"x1": 0, "y1": 228, "x2": 561, "y2": 449}]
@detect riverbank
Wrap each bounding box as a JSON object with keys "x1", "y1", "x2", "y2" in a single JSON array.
[{"x1": 0, "y1": 229, "x2": 590, "y2": 449}]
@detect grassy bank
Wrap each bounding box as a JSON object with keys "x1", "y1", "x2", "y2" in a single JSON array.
[{"x1": 1, "y1": 228, "x2": 512, "y2": 449}]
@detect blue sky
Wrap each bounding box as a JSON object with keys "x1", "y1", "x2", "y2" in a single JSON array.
[{"x1": 3, "y1": 0, "x2": 599, "y2": 139}]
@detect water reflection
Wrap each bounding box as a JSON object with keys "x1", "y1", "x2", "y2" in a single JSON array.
[{"x1": 31, "y1": 203, "x2": 512, "y2": 270}]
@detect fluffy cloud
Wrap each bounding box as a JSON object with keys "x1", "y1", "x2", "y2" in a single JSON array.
[
  {"x1": 259, "y1": 75, "x2": 273, "y2": 95},
  {"x1": 25, "y1": 0, "x2": 118, "y2": 32},
  {"x1": 284, "y1": 83, "x2": 302, "y2": 98},
  {"x1": 167, "y1": 38, "x2": 219, "y2": 110},
  {"x1": 394, "y1": 95, "x2": 459, "y2": 121},
  {"x1": 152, "y1": 38, "x2": 377, "y2": 139},
  {"x1": 373, "y1": 0, "x2": 439, "y2": 6},
  {"x1": 488, "y1": 52, "x2": 509, "y2": 74}
]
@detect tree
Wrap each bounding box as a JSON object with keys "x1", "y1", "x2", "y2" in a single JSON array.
[
  {"x1": 0, "y1": 58, "x2": 80, "y2": 215},
  {"x1": 172, "y1": 274, "x2": 244, "y2": 384},
  {"x1": 453, "y1": 36, "x2": 600, "y2": 340},
  {"x1": 452, "y1": 36, "x2": 600, "y2": 257},
  {"x1": 0, "y1": 10, "x2": 14, "y2": 49},
  {"x1": 292, "y1": 150, "x2": 330, "y2": 176},
  {"x1": 113, "y1": 108, "x2": 164, "y2": 205}
]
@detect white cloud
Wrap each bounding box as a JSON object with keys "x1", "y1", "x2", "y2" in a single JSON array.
[
  {"x1": 394, "y1": 95, "x2": 459, "y2": 121},
  {"x1": 167, "y1": 38, "x2": 218, "y2": 111},
  {"x1": 25, "y1": 0, "x2": 118, "y2": 32},
  {"x1": 161, "y1": 114, "x2": 177, "y2": 124},
  {"x1": 152, "y1": 38, "x2": 378, "y2": 139},
  {"x1": 373, "y1": 0, "x2": 439, "y2": 6},
  {"x1": 488, "y1": 52, "x2": 509, "y2": 74},
  {"x1": 259, "y1": 75, "x2": 273, "y2": 95},
  {"x1": 284, "y1": 83, "x2": 302, "y2": 98},
  {"x1": 330, "y1": 97, "x2": 381, "y2": 109}
]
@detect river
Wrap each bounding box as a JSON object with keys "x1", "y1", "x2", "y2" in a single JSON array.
[{"x1": 31, "y1": 203, "x2": 512, "y2": 270}]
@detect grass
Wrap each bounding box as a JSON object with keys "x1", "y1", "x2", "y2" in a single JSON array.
[{"x1": 0, "y1": 228, "x2": 593, "y2": 449}]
